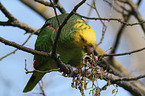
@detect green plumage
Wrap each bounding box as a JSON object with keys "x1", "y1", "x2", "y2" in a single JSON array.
[{"x1": 23, "y1": 14, "x2": 89, "y2": 92}]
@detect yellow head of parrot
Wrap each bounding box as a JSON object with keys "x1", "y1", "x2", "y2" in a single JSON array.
[{"x1": 72, "y1": 19, "x2": 96, "y2": 54}]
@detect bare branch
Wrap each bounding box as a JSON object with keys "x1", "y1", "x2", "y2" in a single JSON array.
[
  {"x1": 0, "y1": 2, "x2": 38, "y2": 34},
  {"x1": 20, "y1": 0, "x2": 54, "y2": 20},
  {"x1": 35, "y1": 0, "x2": 66, "y2": 14},
  {"x1": 0, "y1": 21, "x2": 38, "y2": 34},
  {"x1": 101, "y1": 46, "x2": 145, "y2": 57},
  {"x1": 0, "y1": 31, "x2": 35, "y2": 61},
  {"x1": 39, "y1": 81, "x2": 46, "y2": 96},
  {"x1": 75, "y1": 12, "x2": 145, "y2": 26},
  {"x1": 125, "y1": 0, "x2": 145, "y2": 33},
  {"x1": 90, "y1": 0, "x2": 107, "y2": 47},
  {"x1": 109, "y1": 0, "x2": 141, "y2": 60},
  {"x1": 0, "y1": 37, "x2": 49, "y2": 56},
  {"x1": 49, "y1": 0, "x2": 60, "y2": 26},
  {"x1": 113, "y1": 74, "x2": 145, "y2": 82},
  {"x1": 0, "y1": 3, "x2": 15, "y2": 21}
]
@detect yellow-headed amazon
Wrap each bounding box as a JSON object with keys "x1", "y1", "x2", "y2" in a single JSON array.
[{"x1": 23, "y1": 13, "x2": 96, "y2": 92}]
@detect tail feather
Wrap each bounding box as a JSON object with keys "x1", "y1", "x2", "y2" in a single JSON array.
[{"x1": 23, "y1": 71, "x2": 45, "y2": 93}]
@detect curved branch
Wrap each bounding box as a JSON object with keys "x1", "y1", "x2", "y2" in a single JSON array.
[
  {"x1": 109, "y1": 0, "x2": 142, "y2": 57},
  {"x1": 0, "y1": 31, "x2": 35, "y2": 61},
  {"x1": 125, "y1": 0, "x2": 145, "y2": 33},
  {"x1": 20, "y1": 0, "x2": 55, "y2": 20},
  {"x1": 0, "y1": 21, "x2": 38, "y2": 34},
  {"x1": 35, "y1": 0, "x2": 66, "y2": 14},
  {"x1": 0, "y1": 2, "x2": 38, "y2": 34},
  {"x1": 75, "y1": 13, "x2": 145, "y2": 26},
  {"x1": 101, "y1": 46, "x2": 145, "y2": 57},
  {"x1": 113, "y1": 74, "x2": 145, "y2": 82},
  {"x1": 0, "y1": 37, "x2": 49, "y2": 56}
]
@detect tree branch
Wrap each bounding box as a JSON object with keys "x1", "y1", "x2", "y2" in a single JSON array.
[
  {"x1": 0, "y1": 37, "x2": 49, "y2": 56},
  {"x1": 113, "y1": 74, "x2": 145, "y2": 82},
  {"x1": 0, "y1": 2, "x2": 38, "y2": 34},
  {"x1": 109, "y1": 0, "x2": 142, "y2": 57},
  {"x1": 125, "y1": 0, "x2": 145, "y2": 33},
  {"x1": 20, "y1": 0, "x2": 54, "y2": 20},
  {"x1": 74, "y1": 12, "x2": 145, "y2": 26},
  {"x1": 101, "y1": 46, "x2": 145, "y2": 57},
  {"x1": 0, "y1": 31, "x2": 35, "y2": 61},
  {"x1": 35, "y1": 0, "x2": 66, "y2": 14}
]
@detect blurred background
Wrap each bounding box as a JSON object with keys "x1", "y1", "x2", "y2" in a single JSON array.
[{"x1": 0, "y1": 0, "x2": 145, "y2": 96}]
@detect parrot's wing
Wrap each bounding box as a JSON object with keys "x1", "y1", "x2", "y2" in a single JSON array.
[
  {"x1": 34, "y1": 24, "x2": 55, "y2": 66},
  {"x1": 23, "y1": 24, "x2": 56, "y2": 93}
]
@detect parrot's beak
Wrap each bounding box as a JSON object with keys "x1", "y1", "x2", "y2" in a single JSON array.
[{"x1": 83, "y1": 45, "x2": 94, "y2": 55}]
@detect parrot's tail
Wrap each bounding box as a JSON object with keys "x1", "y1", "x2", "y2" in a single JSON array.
[{"x1": 23, "y1": 71, "x2": 45, "y2": 93}]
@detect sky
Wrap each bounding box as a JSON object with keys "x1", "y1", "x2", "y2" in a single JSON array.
[{"x1": 0, "y1": 0, "x2": 145, "y2": 96}]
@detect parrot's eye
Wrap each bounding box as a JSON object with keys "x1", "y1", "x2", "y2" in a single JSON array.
[
  {"x1": 89, "y1": 44, "x2": 93, "y2": 47},
  {"x1": 81, "y1": 37, "x2": 85, "y2": 42}
]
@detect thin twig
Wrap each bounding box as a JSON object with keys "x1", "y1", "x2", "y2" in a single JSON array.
[
  {"x1": 39, "y1": 81, "x2": 46, "y2": 96},
  {"x1": 101, "y1": 46, "x2": 145, "y2": 57},
  {"x1": 109, "y1": 0, "x2": 142, "y2": 59},
  {"x1": 0, "y1": 37, "x2": 50, "y2": 56},
  {"x1": 0, "y1": 2, "x2": 38, "y2": 34},
  {"x1": 113, "y1": 74, "x2": 145, "y2": 82},
  {"x1": 125, "y1": 0, "x2": 145, "y2": 33},
  {"x1": 104, "y1": 0, "x2": 125, "y2": 14},
  {"x1": 87, "y1": 0, "x2": 107, "y2": 48},
  {"x1": 50, "y1": 0, "x2": 60, "y2": 26},
  {"x1": 35, "y1": 0, "x2": 66, "y2": 14},
  {"x1": 75, "y1": 12, "x2": 145, "y2": 26},
  {"x1": 109, "y1": 13, "x2": 131, "y2": 56},
  {"x1": 0, "y1": 31, "x2": 36, "y2": 61}
]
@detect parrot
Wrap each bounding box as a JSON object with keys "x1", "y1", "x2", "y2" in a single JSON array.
[{"x1": 23, "y1": 13, "x2": 97, "y2": 93}]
